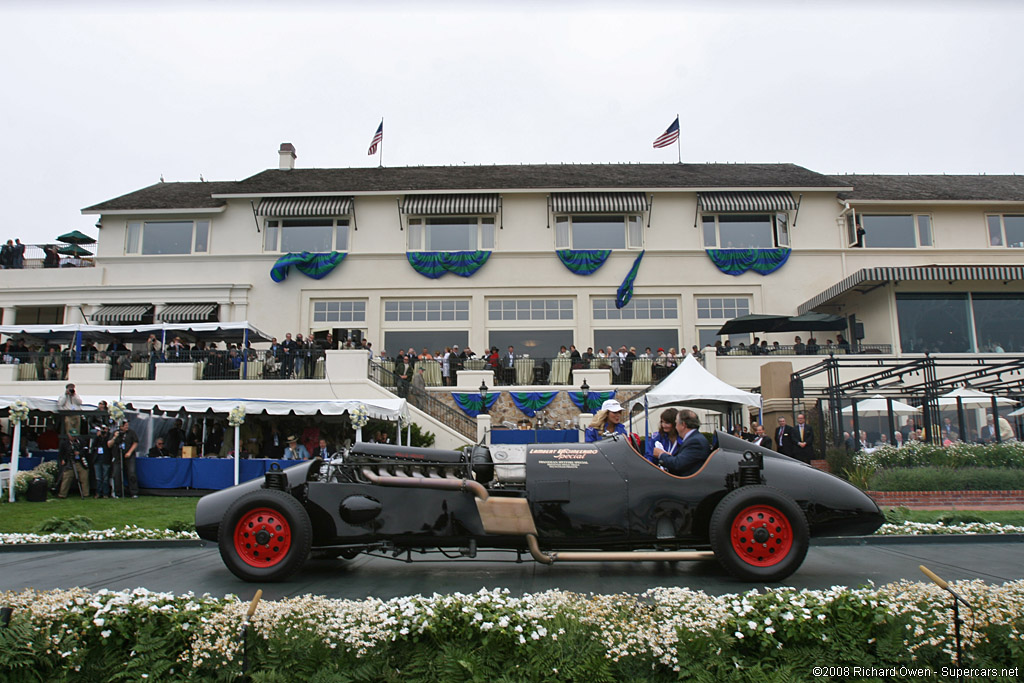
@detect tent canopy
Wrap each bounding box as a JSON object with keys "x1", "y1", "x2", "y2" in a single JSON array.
[
  {"x1": 841, "y1": 394, "x2": 919, "y2": 415},
  {"x1": 0, "y1": 321, "x2": 273, "y2": 345},
  {"x1": 937, "y1": 387, "x2": 1018, "y2": 408},
  {"x1": 628, "y1": 354, "x2": 761, "y2": 413},
  {"x1": 717, "y1": 312, "x2": 847, "y2": 335}
]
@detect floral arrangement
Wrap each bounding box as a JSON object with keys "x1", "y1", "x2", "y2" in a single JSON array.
[
  {"x1": 348, "y1": 403, "x2": 370, "y2": 429},
  {"x1": 1, "y1": 582, "x2": 1021, "y2": 680},
  {"x1": 0, "y1": 525, "x2": 200, "y2": 545},
  {"x1": 227, "y1": 405, "x2": 246, "y2": 427},
  {"x1": 855, "y1": 440, "x2": 1024, "y2": 469},
  {"x1": 398, "y1": 411, "x2": 410, "y2": 428},
  {"x1": 108, "y1": 401, "x2": 126, "y2": 424},
  {"x1": 8, "y1": 399, "x2": 30, "y2": 424}
]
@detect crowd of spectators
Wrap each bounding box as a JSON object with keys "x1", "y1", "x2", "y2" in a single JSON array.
[
  {"x1": 714, "y1": 334, "x2": 853, "y2": 356},
  {"x1": 0, "y1": 239, "x2": 26, "y2": 269}
]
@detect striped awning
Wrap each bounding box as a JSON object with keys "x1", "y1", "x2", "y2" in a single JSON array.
[
  {"x1": 550, "y1": 192, "x2": 647, "y2": 214},
  {"x1": 798, "y1": 265, "x2": 1024, "y2": 314},
  {"x1": 698, "y1": 192, "x2": 797, "y2": 213},
  {"x1": 255, "y1": 196, "x2": 352, "y2": 217},
  {"x1": 402, "y1": 194, "x2": 499, "y2": 215},
  {"x1": 90, "y1": 304, "x2": 152, "y2": 323},
  {"x1": 157, "y1": 303, "x2": 217, "y2": 323}
]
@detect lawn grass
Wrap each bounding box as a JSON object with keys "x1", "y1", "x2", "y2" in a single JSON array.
[{"x1": 0, "y1": 496, "x2": 198, "y2": 534}]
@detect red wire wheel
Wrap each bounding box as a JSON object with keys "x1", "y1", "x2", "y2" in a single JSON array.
[
  {"x1": 233, "y1": 507, "x2": 292, "y2": 567},
  {"x1": 728, "y1": 504, "x2": 794, "y2": 567},
  {"x1": 710, "y1": 485, "x2": 809, "y2": 582}
]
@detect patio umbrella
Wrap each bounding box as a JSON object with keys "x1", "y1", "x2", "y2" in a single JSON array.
[
  {"x1": 58, "y1": 244, "x2": 94, "y2": 256},
  {"x1": 775, "y1": 312, "x2": 848, "y2": 332},
  {"x1": 936, "y1": 387, "x2": 1018, "y2": 408},
  {"x1": 842, "y1": 394, "x2": 919, "y2": 416},
  {"x1": 56, "y1": 230, "x2": 97, "y2": 245},
  {"x1": 716, "y1": 314, "x2": 790, "y2": 335}
]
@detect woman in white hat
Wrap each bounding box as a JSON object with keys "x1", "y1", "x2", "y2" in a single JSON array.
[{"x1": 585, "y1": 399, "x2": 627, "y2": 443}]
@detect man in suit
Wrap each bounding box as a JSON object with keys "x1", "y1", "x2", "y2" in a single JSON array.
[
  {"x1": 655, "y1": 409, "x2": 711, "y2": 477},
  {"x1": 775, "y1": 416, "x2": 798, "y2": 458},
  {"x1": 750, "y1": 424, "x2": 772, "y2": 450},
  {"x1": 792, "y1": 412, "x2": 815, "y2": 463}
]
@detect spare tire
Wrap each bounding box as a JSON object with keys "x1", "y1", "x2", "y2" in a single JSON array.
[
  {"x1": 218, "y1": 489, "x2": 312, "y2": 582},
  {"x1": 709, "y1": 485, "x2": 809, "y2": 582}
]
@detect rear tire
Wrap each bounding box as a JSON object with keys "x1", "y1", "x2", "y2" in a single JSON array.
[
  {"x1": 219, "y1": 489, "x2": 312, "y2": 582},
  {"x1": 709, "y1": 486, "x2": 809, "y2": 582}
]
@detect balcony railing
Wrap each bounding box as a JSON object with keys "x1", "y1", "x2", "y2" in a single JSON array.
[{"x1": 369, "y1": 361, "x2": 476, "y2": 439}]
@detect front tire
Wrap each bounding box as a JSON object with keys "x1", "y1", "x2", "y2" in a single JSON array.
[
  {"x1": 219, "y1": 489, "x2": 312, "y2": 582},
  {"x1": 709, "y1": 486, "x2": 809, "y2": 582}
]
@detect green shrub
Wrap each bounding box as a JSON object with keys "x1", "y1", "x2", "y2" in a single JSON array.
[
  {"x1": 825, "y1": 446, "x2": 855, "y2": 481},
  {"x1": 166, "y1": 519, "x2": 195, "y2": 533},
  {"x1": 934, "y1": 511, "x2": 990, "y2": 525},
  {"x1": 33, "y1": 515, "x2": 93, "y2": 534},
  {"x1": 868, "y1": 466, "x2": 1024, "y2": 491},
  {"x1": 883, "y1": 506, "x2": 912, "y2": 524}
]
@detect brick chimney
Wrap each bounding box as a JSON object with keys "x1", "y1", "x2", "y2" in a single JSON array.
[{"x1": 278, "y1": 142, "x2": 296, "y2": 170}]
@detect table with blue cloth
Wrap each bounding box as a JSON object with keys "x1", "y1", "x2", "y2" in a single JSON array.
[
  {"x1": 490, "y1": 429, "x2": 580, "y2": 444},
  {"x1": 135, "y1": 457, "x2": 303, "y2": 490}
]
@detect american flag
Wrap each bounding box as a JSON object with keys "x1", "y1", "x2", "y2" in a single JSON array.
[
  {"x1": 652, "y1": 116, "x2": 679, "y2": 149},
  {"x1": 367, "y1": 121, "x2": 383, "y2": 155}
]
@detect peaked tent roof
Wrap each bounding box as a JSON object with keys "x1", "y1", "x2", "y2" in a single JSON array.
[{"x1": 628, "y1": 354, "x2": 761, "y2": 413}]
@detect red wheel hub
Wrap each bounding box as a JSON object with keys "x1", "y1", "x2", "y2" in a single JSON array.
[
  {"x1": 729, "y1": 504, "x2": 793, "y2": 567},
  {"x1": 233, "y1": 507, "x2": 292, "y2": 567}
]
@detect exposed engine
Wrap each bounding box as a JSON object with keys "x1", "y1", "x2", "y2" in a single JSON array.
[{"x1": 324, "y1": 442, "x2": 511, "y2": 487}]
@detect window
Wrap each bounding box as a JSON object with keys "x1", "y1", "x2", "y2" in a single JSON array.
[
  {"x1": 702, "y1": 214, "x2": 788, "y2": 249},
  {"x1": 896, "y1": 293, "x2": 972, "y2": 353},
  {"x1": 385, "y1": 331, "x2": 470, "y2": 356},
  {"x1": 593, "y1": 297, "x2": 678, "y2": 321},
  {"x1": 407, "y1": 217, "x2": 494, "y2": 252},
  {"x1": 312, "y1": 300, "x2": 367, "y2": 325},
  {"x1": 697, "y1": 328, "x2": 750, "y2": 349},
  {"x1": 384, "y1": 299, "x2": 470, "y2": 323},
  {"x1": 855, "y1": 214, "x2": 932, "y2": 248},
  {"x1": 488, "y1": 330, "x2": 574, "y2": 358},
  {"x1": 696, "y1": 297, "x2": 750, "y2": 320},
  {"x1": 987, "y1": 215, "x2": 1024, "y2": 248},
  {"x1": 488, "y1": 299, "x2": 573, "y2": 321},
  {"x1": 593, "y1": 329, "x2": 678, "y2": 354},
  {"x1": 555, "y1": 215, "x2": 643, "y2": 250},
  {"x1": 264, "y1": 219, "x2": 349, "y2": 253},
  {"x1": 129, "y1": 220, "x2": 210, "y2": 255}
]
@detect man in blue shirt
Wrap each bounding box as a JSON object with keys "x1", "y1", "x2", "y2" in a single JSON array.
[
  {"x1": 284, "y1": 435, "x2": 310, "y2": 460},
  {"x1": 654, "y1": 409, "x2": 711, "y2": 476}
]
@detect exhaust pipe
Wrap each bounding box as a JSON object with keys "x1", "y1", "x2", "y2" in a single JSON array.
[
  {"x1": 361, "y1": 467, "x2": 489, "y2": 501},
  {"x1": 526, "y1": 534, "x2": 714, "y2": 565}
]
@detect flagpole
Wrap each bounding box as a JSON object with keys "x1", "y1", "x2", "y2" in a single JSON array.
[
  {"x1": 676, "y1": 113, "x2": 681, "y2": 164},
  {"x1": 379, "y1": 117, "x2": 384, "y2": 168}
]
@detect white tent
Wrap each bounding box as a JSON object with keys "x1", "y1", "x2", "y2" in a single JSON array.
[
  {"x1": 937, "y1": 387, "x2": 1018, "y2": 409},
  {"x1": 842, "y1": 394, "x2": 919, "y2": 415},
  {"x1": 628, "y1": 354, "x2": 762, "y2": 413}
]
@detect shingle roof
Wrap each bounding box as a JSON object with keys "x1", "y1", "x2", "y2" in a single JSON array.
[
  {"x1": 223, "y1": 163, "x2": 843, "y2": 195},
  {"x1": 834, "y1": 175, "x2": 1024, "y2": 202},
  {"x1": 82, "y1": 181, "x2": 237, "y2": 212}
]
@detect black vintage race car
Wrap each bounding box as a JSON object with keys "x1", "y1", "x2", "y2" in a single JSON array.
[{"x1": 195, "y1": 431, "x2": 884, "y2": 583}]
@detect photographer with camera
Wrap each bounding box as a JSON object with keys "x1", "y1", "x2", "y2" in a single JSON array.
[
  {"x1": 91, "y1": 424, "x2": 113, "y2": 498},
  {"x1": 107, "y1": 419, "x2": 139, "y2": 499},
  {"x1": 57, "y1": 383, "x2": 82, "y2": 410},
  {"x1": 57, "y1": 428, "x2": 89, "y2": 498}
]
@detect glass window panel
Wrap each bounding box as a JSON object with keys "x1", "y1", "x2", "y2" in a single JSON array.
[
  {"x1": 142, "y1": 221, "x2": 193, "y2": 255},
  {"x1": 488, "y1": 329, "x2": 573, "y2": 358},
  {"x1": 555, "y1": 217, "x2": 570, "y2": 250},
  {"x1": 916, "y1": 215, "x2": 932, "y2": 247},
  {"x1": 399, "y1": 301, "x2": 413, "y2": 312},
  {"x1": 480, "y1": 219, "x2": 495, "y2": 250},
  {"x1": 385, "y1": 330, "x2": 469, "y2": 357},
  {"x1": 846, "y1": 214, "x2": 858, "y2": 246},
  {"x1": 775, "y1": 212, "x2": 789, "y2": 247},
  {"x1": 194, "y1": 220, "x2": 209, "y2": 252},
  {"x1": 988, "y1": 215, "x2": 1004, "y2": 246},
  {"x1": 571, "y1": 216, "x2": 625, "y2": 250},
  {"x1": 126, "y1": 222, "x2": 141, "y2": 254},
  {"x1": 973, "y1": 294, "x2": 1024, "y2": 352},
  {"x1": 698, "y1": 328, "x2": 723, "y2": 348},
  {"x1": 702, "y1": 216, "x2": 717, "y2": 247},
  {"x1": 1003, "y1": 216, "x2": 1024, "y2": 248},
  {"x1": 861, "y1": 215, "x2": 916, "y2": 248},
  {"x1": 413, "y1": 301, "x2": 426, "y2": 312},
  {"x1": 425, "y1": 217, "x2": 476, "y2": 251},
  {"x1": 413, "y1": 310, "x2": 426, "y2": 322},
  {"x1": 896, "y1": 293, "x2": 972, "y2": 353},
  {"x1": 280, "y1": 219, "x2": 333, "y2": 252},
  {"x1": 627, "y1": 216, "x2": 643, "y2": 249},
  {"x1": 336, "y1": 222, "x2": 350, "y2": 251},
  {"x1": 710, "y1": 306, "x2": 724, "y2": 318},
  {"x1": 717, "y1": 215, "x2": 774, "y2": 249},
  {"x1": 264, "y1": 223, "x2": 279, "y2": 251},
  {"x1": 427, "y1": 301, "x2": 441, "y2": 312},
  {"x1": 594, "y1": 329, "x2": 679, "y2": 355},
  {"x1": 408, "y1": 221, "x2": 423, "y2": 250}
]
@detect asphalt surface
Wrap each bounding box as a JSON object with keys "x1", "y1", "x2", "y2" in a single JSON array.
[{"x1": 1, "y1": 538, "x2": 1022, "y2": 601}]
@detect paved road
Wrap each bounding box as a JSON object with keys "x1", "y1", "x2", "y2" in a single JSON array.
[{"x1": 1, "y1": 539, "x2": 1022, "y2": 601}]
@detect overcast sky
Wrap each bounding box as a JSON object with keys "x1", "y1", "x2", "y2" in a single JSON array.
[{"x1": 2, "y1": 0, "x2": 1022, "y2": 247}]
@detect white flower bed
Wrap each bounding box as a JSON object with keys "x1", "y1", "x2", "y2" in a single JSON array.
[
  {"x1": 876, "y1": 521, "x2": 1024, "y2": 535},
  {"x1": 0, "y1": 524, "x2": 199, "y2": 545}
]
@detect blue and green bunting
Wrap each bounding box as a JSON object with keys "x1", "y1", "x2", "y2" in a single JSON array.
[
  {"x1": 407, "y1": 251, "x2": 490, "y2": 279},
  {"x1": 568, "y1": 390, "x2": 616, "y2": 412},
  {"x1": 509, "y1": 391, "x2": 558, "y2": 417},
  {"x1": 451, "y1": 392, "x2": 499, "y2": 417},
  {"x1": 705, "y1": 248, "x2": 791, "y2": 276},
  {"x1": 270, "y1": 251, "x2": 347, "y2": 283},
  {"x1": 615, "y1": 250, "x2": 645, "y2": 309},
  {"x1": 556, "y1": 249, "x2": 611, "y2": 275}
]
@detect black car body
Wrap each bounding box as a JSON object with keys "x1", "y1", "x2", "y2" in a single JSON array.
[{"x1": 195, "y1": 431, "x2": 884, "y2": 583}]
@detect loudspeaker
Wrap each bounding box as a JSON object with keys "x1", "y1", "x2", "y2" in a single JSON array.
[
  {"x1": 350, "y1": 329, "x2": 363, "y2": 344},
  {"x1": 27, "y1": 477, "x2": 48, "y2": 502},
  {"x1": 790, "y1": 378, "x2": 805, "y2": 399},
  {"x1": 854, "y1": 322, "x2": 865, "y2": 340}
]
